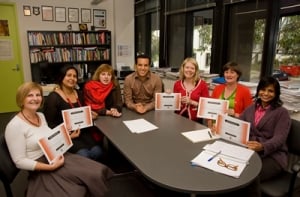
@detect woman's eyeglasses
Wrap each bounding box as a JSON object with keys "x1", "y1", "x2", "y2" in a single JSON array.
[{"x1": 217, "y1": 158, "x2": 238, "y2": 171}]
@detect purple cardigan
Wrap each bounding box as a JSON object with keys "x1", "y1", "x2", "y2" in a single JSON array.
[{"x1": 240, "y1": 104, "x2": 291, "y2": 169}]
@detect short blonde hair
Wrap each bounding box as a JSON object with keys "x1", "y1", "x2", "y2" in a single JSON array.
[
  {"x1": 16, "y1": 82, "x2": 43, "y2": 109},
  {"x1": 179, "y1": 57, "x2": 200, "y2": 83},
  {"x1": 92, "y1": 64, "x2": 117, "y2": 86}
]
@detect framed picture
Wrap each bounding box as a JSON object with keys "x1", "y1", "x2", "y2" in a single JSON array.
[
  {"x1": 23, "y1": 5, "x2": 31, "y2": 16},
  {"x1": 81, "y1": 8, "x2": 91, "y2": 23},
  {"x1": 68, "y1": 8, "x2": 79, "y2": 23},
  {"x1": 42, "y1": 6, "x2": 53, "y2": 21},
  {"x1": 93, "y1": 9, "x2": 106, "y2": 28},
  {"x1": 55, "y1": 7, "x2": 66, "y2": 22}
]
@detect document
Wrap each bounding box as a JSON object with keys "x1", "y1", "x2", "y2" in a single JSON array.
[
  {"x1": 62, "y1": 106, "x2": 93, "y2": 131},
  {"x1": 123, "y1": 118, "x2": 158, "y2": 133},
  {"x1": 181, "y1": 129, "x2": 220, "y2": 143},
  {"x1": 38, "y1": 123, "x2": 73, "y2": 164},
  {"x1": 191, "y1": 149, "x2": 247, "y2": 178},
  {"x1": 155, "y1": 93, "x2": 181, "y2": 110},
  {"x1": 215, "y1": 114, "x2": 250, "y2": 146},
  {"x1": 191, "y1": 141, "x2": 254, "y2": 178},
  {"x1": 197, "y1": 97, "x2": 229, "y2": 120},
  {"x1": 203, "y1": 141, "x2": 254, "y2": 163}
]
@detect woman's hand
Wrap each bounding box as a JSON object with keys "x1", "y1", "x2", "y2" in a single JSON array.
[
  {"x1": 110, "y1": 108, "x2": 122, "y2": 117},
  {"x1": 181, "y1": 96, "x2": 190, "y2": 105},
  {"x1": 50, "y1": 155, "x2": 64, "y2": 170},
  {"x1": 246, "y1": 141, "x2": 263, "y2": 152},
  {"x1": 91, "y1": 110, "x2": 98, "y2": 119},
  {"x1": 69, "y1": 129, "x2": 80, "y2": 139}
]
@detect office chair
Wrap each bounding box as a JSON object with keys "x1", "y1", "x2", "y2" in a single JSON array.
[
  {"x1": 0, "y1": 134, "x2": 19, "y2": 197},
  {"x1": 260, "y1": 119, "x2": 300, "y2": 197}
]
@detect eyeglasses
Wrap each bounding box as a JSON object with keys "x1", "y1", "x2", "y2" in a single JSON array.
[{"x1": 217, "y1": 158, "x2": 238, "y2": 171}]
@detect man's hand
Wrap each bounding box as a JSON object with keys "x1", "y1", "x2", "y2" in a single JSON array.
[{"x1": 135, "y1": 103, "x2": 147, "y2": 114}]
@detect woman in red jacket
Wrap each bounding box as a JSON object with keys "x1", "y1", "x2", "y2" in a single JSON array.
[
  {"x1": 173, "y1": 57, "x2": 209, "y2": 122},
  {"x1": 211, "y1": 62, "x2": 253, "y2": 117}
]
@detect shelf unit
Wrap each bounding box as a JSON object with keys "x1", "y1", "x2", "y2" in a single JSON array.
[{"x1": 27, "y1": 30, "x2": 111, "y2": 84}]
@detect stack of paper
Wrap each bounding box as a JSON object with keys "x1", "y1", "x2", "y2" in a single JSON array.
[
  {"x1": 123, "y1": 118, "x2": 158, "y2": 133},
  {"x1": 191, "y1": 141, "x2": 254, "y2": 178},
  {"x1": 181, "y1": 129, "x2": 220, "y2": 143}
]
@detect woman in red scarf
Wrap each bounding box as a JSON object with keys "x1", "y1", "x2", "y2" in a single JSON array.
[{"x1": 84, "y1": 64, "x2": 123, "y2": 117}]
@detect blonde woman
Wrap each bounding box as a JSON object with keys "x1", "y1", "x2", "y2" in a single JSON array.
[{"x1": 173, "y1": 57, "x2": 209, "y2": 122}]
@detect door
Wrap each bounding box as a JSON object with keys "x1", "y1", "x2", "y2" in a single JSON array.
[{"x1": 0, "y1": 3, "x2": 23, "y2": 112}]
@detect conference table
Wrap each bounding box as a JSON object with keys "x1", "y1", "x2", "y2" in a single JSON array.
[{"x1": 94, "y1": 109, "x2": 262, "y2": 196}]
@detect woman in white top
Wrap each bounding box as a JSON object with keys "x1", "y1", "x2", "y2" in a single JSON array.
[{"x1": 5, "y1": 82, "x2": 113, "y2": 197}]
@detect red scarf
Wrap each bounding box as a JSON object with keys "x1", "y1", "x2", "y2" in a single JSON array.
[{"x1": 84, "y1": 80, "x2": 113, "y2": 111}]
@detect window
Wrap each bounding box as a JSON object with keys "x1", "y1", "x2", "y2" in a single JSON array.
[
  {"x1": 193, "y1": 10, "x2": 213, "y2": 72},
  {"x1": 227, "y1": 1, "x2": 267, "y2": 82}
]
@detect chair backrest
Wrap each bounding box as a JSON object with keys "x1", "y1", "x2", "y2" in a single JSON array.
[
  {"x1": 0, "y1": 134, "x2": 19, "y2": 184},
  {"x1": 287, "y1": 119, "x2": 300, "y2": 155}
]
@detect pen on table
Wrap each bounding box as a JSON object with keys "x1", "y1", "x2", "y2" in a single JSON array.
[
  {"x1": 208, "y1": 130, "x2": 212, "y2": 139},
  {"x1": 208, "y1": 151, "x2": 221, "y2": 162}
]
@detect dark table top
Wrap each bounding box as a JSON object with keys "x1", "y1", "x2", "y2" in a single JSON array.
[{"x1": 94, "y1": 109, "x2": 262, "y2": 195}]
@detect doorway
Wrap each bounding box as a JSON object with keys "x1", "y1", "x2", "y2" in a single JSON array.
[{"x1": 0, "y1": 3, "x2": 23, "y2": 112}]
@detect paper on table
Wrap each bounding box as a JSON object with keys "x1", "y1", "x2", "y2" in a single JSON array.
[
  {"x1": 181, "y1": 129, "x2": 220, "y2": 143},
  {"x1": 203, "y1": 141, "x2": 254, "y2": 164},
  {"x1": 123, "y1": 118, "x2": 158, "y2": 133},
  {"x1": 191, "y1": 150, "x2": 247, "y2": 178}
]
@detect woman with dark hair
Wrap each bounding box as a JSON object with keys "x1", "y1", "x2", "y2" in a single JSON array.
[
  {"x1": 84, "y1": 64, "x2": 123, "y2": 117},
  {"x1": 239, "y1": 76, "x2": 291, "y2": 196},
  {"x1": 208, "y1": 62, "x2": 253, "y2": 129},
  {"x1": 211, "y1": 61, "x2": 253, "y2": 118},
  {"x1": 43, "y1": 65, "x2": 103, "y2": 161}
]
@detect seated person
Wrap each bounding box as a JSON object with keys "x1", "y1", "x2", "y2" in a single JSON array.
[
  {"x1": 43, "y1": 65, "x2": 103, "y2": 161},
  {"x1": 5, "y1": 82, "x2": 113, "y2": 197},
  {"x1": 123, "y1": 54, "x2": 163, "y2": 114},
  {"x1": 239, "y1": 76, "x2": 291, "y2": 197},
  {"x1": 84, "y1": 64, "x2": 123, "y2": 117},
  {"x1": 173, "y1": 57, "x2": 209, "y2": 122}
]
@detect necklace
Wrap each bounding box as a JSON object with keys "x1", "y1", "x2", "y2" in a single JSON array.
[
  {"x1": 21, "y1": 111, "x2": 40, "y2": 127},
  {"x1": 61, "y1": 89, "x2": 82, "y2": 108}
]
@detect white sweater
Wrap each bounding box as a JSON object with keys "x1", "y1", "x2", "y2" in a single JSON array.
[{"x1": 5, "y1": 112, "x2": 50, "y2": 171}]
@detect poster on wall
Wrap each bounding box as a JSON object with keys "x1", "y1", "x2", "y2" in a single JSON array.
[
  {"x1": 0, "y1": 20, "x2": 9, "y2": 36},
  {"x1": 93, "y1": 9, "x2": 106, "y2": 28},
  {"x1": 0, "y1": 40, "x2": 13, "y2": 60}
]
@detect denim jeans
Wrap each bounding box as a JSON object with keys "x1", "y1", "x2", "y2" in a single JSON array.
[{"x1": 76, "y1": 145, "x2": 103, "y2": 161}]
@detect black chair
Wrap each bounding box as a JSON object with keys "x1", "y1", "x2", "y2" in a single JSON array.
[
  {"x1": 260, "y1": 119, "x2": 300, "y2": 197},
  {"x1": 0, "y1": 134, "x2": 19, "y2": 197}
]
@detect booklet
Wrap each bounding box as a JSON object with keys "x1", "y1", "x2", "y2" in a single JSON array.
[
  {"x1": 38, "y1": 123, "x2": 73, "y2": 164},
  {"x1": 62, "y1": 106, "x2": 93, "y2": 131},
  {"x1": 155, "y1": 93, "x2": 181, "y2": 110},
  {"x1": 215, "y1": 114, "x2": 250, "y2": 146},
  {"x1": 197, "y1": 97, "x2": 229, "y2": 120}
]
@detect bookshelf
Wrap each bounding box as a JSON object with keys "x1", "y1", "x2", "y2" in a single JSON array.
[{"x1": 27, "y1": 30, "x2": 111, "y2": 84}]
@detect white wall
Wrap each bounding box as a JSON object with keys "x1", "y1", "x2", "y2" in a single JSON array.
[{"x1": 0, "y1": 0, "x2": 134, "y2": 81}]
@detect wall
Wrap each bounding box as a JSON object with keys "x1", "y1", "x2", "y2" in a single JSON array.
[{"x1": 0, "y1": 0, "x2": 134, "y2": 81}]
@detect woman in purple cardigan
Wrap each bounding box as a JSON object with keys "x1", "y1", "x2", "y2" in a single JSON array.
[{"x1": 239, "y1": 76, "x2": 291, "y2": 196}]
